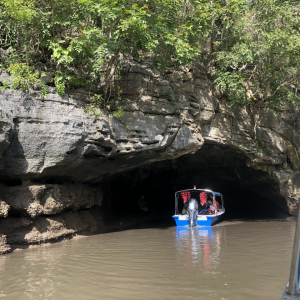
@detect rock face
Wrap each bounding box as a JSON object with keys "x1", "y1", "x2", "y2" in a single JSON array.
[
  {"x1": 0, "y1": 91, "x2": 202, "y2": 183},
  {"x1": 0, "y1": 201, "x2": 9, "y2": 218},
  {"x1": 0, "y1": 183, "x2": 102, "y2": 218},
  {"x1": 0, "y1": 210, "x2": 99, "y2": 246},
  {"x1": 0, "y1": 234, "x2": 10, "y2": 254},
  {"x1": 0, "y1": 58, "x2": 299, "y2": 253}
]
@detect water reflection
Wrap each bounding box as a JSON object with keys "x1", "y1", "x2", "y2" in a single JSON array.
[
  {"x1": 175, "y1": 227, "x2": 223, "y2": 273},
  {"x1": 22, "y1": 246, "x2": 64, "y2": 299},
  {"x1": 0, "y1": 256, "x2": 8, "y2": 298},
  {"x1": 0, "y1": 243, "x2": 70, "y2": 300}
]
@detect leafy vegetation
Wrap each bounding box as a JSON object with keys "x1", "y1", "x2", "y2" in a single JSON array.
[
  {"x1": 7, "y1": 63, "x2": 39, "y2": 91},
  {"x1": 41, "y1": 82, "x2": 47, "y2": 98},
  {"x1": 0, "y1": 78, "x2": 9, "y2": 90},
  {"x1": 54, "y1": 76, "x2": 66, "y2": 96},
  {"x1": 209, "y1": 0, "x2": 300, "y2": 109},
  {"x1": 85, "y1": 94, "x2": 104, "y2": 118},
  {"x1": 0, "y1": 0, "x2": 300, "y2": 109}
]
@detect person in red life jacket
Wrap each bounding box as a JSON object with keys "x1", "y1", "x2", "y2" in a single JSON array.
[
  {"x1": 215, "y1": 199, "x2": 220, "y2": 211},
  {"x1": 206, "y1": 194, "x2": 214, "y2": 214},
  {"x1": 200, "y1": 192, "x2": 207, "y2": 207},
  {"x1": 181, "y1": 190, "x2": 191, "y2": 214}
]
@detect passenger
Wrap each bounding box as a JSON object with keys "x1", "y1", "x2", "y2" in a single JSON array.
[
  {"x1": 182, "y1": 203, "x2": 188, "y2": 214},
  {"x1": 200, "y1": 192, "x2": 207, "y2": 206},
  {"x1": 207, "y1": 199, "x2": 213, "y2": 214},
  {"x1": 207, "y1": 195, "x2": 216, "y2": 214},
  {"x1": 139, "y1": 196, "x2": 148, "y2": 212},
  {"x1": 181, "y1": 190, "x2": 191, "y2": 214},
  {"x1": 209, "y1": 194, "x2": 219, "y2": 212},
  {"x1": 181, "y1": 190, "x2": 191, "y2": 204},
  {"x1": 215, "y1": 200, "x2": 220, "y2": 211}
]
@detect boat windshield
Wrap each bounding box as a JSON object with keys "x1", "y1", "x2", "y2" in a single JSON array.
[
  {"x1": 175, "y1": 189, "x2": 224, "y2": 215},
  {"x1": 215, "y1": 195, "x2": 223, "y2": 209}
]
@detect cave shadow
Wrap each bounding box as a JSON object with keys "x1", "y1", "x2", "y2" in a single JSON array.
[
  {"x1": 1, "y1": 117, "x2": 29, "y2": 181},
  {"x1": 106, "y1": 143, "x2": 291, "y2": 232},
  {"x1": 96, "y1": 214, "x2": 175, "y2": 235},
  {"x1": 0, "y1": 208, "x2": 102, "y2": 252},
  {"x1": 0, "y1": 216, "x2": 56, "y2": 251}
]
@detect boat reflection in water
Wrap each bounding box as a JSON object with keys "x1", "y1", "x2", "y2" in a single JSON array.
[{"x1": 175, "y1": 226, "x2": 224, "y2": 274}]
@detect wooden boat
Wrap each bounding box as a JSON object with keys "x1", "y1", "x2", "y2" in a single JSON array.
[{"x1": 172, "y1": 188, "x2": 225, "y2": 227}]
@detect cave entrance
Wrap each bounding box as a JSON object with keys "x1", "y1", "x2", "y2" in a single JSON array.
[{"x1": 108, "y1": 144, "x2": 289, "y2": 220}]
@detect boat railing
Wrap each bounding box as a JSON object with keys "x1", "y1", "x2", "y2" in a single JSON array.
[{"x1": 282, "y1": 203, "x2": 300, "y2": 300}]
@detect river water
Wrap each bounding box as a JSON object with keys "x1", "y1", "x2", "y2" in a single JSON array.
[{"x1": 0, "y1": 219, "x2": 295, "y2": 300}]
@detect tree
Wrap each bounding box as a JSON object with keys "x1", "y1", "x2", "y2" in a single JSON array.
[
  {"x1": 0, "y1": 0, "x2": 299, "y2": 109},
  {"x1": 207, "y1": 0, "x2": 300, "y2": 109}
]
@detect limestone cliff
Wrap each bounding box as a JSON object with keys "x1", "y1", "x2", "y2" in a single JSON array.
[{"x1": 0, "y1": 59, "x2": 299, "y2": 254}]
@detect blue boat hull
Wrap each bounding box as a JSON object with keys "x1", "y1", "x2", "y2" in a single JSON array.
[{"x1": 173, "y1": 212, "x2": 224, "y2": 227}]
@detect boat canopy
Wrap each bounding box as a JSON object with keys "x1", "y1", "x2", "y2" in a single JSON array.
[
  {"x1": 175, "y1": 189, "x2": 223, "y2": 197},
  {"x1": 174, "y1": 189, "x2": 224, "y2": 215}
]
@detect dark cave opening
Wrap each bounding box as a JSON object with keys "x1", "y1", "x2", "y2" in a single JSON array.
[
  {"x1": 0, "y1": 178, "x2": 23, "y2": 186},
  {"x1": 108, "y1": 144, "x2": 289, "y2": 220}
]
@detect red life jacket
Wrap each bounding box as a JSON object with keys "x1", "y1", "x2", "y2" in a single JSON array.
[
  {"x1": 200, "y1": 192, "x2": 207, "y2": 206},
  {"x1": 181, "y1": 190, "x2": 191, "y2": 204}
]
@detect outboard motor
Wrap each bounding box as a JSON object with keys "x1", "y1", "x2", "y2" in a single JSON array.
[{"x1": 187, "y1": 198, "x2": 198, "y2": 227}]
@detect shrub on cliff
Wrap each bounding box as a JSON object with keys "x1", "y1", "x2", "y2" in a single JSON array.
[{"x1": 0, "y1": 0, "x2": 299, "y2": 109}]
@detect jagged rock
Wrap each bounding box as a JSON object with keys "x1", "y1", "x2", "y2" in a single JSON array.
[
  {"x1": 33, "y1": 73, "x2": 54, "y2": 90},
  {"x1": 0, "y1": 210, "x2": 99, "y2": 245},
  {"x1": 0, "y1": 87, "x2": 202, "y2": 183},
  {"x1": 0, "y1": 234, "x2": 11, "y2": 254},
  {"x1": 0, "y1": 183, "x2": 102, "y2": 218},
  {"x1": 138, "y1": 96, "x2": 176, "y2": 115},
  {"x1": 273, "y1": 171, "x2": 300, "y2": 215},
  {"x1": 0, "y1": 68, "x2": 12, "y2": 87},
  {"x1": 0, "y1": 201, "x2": 9, "y2": 218}
]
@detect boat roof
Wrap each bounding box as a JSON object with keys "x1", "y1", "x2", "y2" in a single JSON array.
[{"x1": 175, "y1": 189, "x2": 223, "y2": 196}]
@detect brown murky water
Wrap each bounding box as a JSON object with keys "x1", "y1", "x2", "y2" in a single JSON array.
[{"x1": 0, "y1": 220, "x2": 295, "y2": 300}]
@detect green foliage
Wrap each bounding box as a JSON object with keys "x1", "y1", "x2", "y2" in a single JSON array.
[
  {"x1": 207, "y1": 0, "x2": 300, "y2": 108},
  {"x1": 0, "y1": 0, "x2": 300, "y2": 109},
  {"x1": 85, "y1": 94, "x2": 103, "y2": 118},
  {"x1": 2, "y1": 0, "x2": 36, "y2": 23},
  {"x1": 0, "y1": 78, "x2": 9, "y2": 90},
  {"x1": 112, "y1": 107, "x2": 124, "y2": 119},
  {"x1": 7, "y1": 63, "x2": 39, "y2": 91},
  {"x1": 0, "y1": 0, "x2": 201, "y2": 84},
  {"x1": 167, "y1": 90, "x2": 176, "y2": 101},
  {"x1": 54, "y1": 76, "x2": 65, "y2": 96},
  {"x1": 41, "y1": 82, "x2": 47, "y2": 98}
]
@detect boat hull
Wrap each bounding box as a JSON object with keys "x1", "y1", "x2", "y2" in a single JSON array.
[{"x1": 173, "y1": 212, "x2": 224, "y2": 227}]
